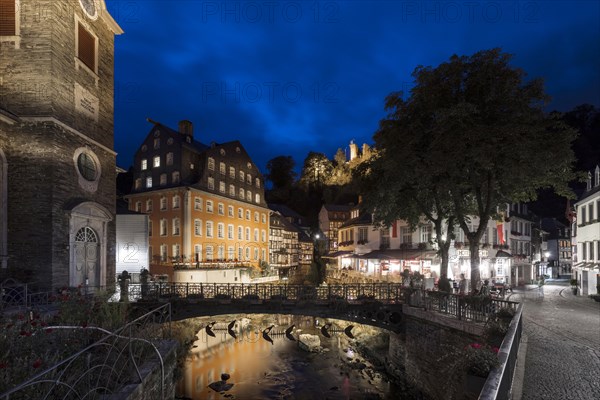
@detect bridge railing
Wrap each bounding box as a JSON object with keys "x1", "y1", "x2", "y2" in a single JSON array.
[
  {"x1": 406, "y1": 289, "x2": 519, "y2": 323},
  {"x1": 127, "y1": 282, "x2": 410, "y2": 303}
]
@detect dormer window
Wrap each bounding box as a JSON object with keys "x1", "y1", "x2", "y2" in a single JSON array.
[
  {"x1": 587, "y1": 172, "x2": 592, "y2": 191},
  {"x1": 595, "y1": 166, "x2": 600, "y2": 187}
]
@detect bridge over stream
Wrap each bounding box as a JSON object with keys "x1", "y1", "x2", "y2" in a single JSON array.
[{"x1": 124, "y1": 283, "x2": 517, "y2": 332}]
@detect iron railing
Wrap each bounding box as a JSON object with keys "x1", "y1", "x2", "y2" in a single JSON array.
[
  {"x1": 407, "y1": 290, "x2": 519, "y2": 323},
  {"x1": 478, "y1": 303, "x2": 523, "y2": 400},
  {"x1": 0, "y1": 303, "x2": 171, "y2": 400}
]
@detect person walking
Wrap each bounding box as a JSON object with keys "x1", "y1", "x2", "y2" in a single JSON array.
[{"x1": 458, "y1": 273, "x2": 467, "y2": 295}]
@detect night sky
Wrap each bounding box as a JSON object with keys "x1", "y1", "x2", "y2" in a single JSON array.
[{"x1": 106, "y1": 0, "x2": 600, "y2": 173}]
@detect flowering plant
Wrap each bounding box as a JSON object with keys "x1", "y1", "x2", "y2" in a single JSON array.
[{"x1": 463, "y1": 343, "x2": 500, "y2": 377}]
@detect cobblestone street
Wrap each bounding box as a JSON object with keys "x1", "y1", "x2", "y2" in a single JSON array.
[{"x1": 509, "y1": 280, "x2": 600, "y2": 400}]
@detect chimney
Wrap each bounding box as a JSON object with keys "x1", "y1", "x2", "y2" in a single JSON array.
[{"x1": 178, "y1": 120, "x2": 193, "y2": 137}]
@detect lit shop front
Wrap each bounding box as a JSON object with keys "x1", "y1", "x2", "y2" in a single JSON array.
[{"x1": 449, "y1": 248, "x2": 513, "y2": 285}]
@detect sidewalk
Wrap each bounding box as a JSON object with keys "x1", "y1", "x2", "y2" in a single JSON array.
[{"x1": 508, "y1": 281, "x2": 600, "y2": 400}]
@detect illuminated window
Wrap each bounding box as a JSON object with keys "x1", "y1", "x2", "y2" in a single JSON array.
[
  {"x1": 166, "y1": 152, "x2": 173, "y2": 166},
  {"x1": 195, "y1": 245, "x2": 202, "y2": 262},
  {"x1": 153, "y1": 156, "x2": 160, "y2": 168},
  {"x1": 206, "y1": 246, "x2": 213, "y2": 261},
  {"x1": 134, "y1": 179, "x2": 141, "y2": 190},
  {"x1": 245, "y1": 227, "x2": 250, "y2": 241},
  {"x1": 206, "y1": 221, "x2": 213, "y2": 238},
  {"x1": 146, "y1": 177, "x2": 152, "y2": 188},
  {"x1": 160, "y1": 173, "x2": 167, "y2": 185},
  {"x1": 239, "y1": 188, "x2": 244, "y2": 199},
  {"x1": 261, "y1": 230, "x2": 266, "y2": 242},
  {"x1": 172, "y1": 171, "x2": 180, "y2": 184},
  {"x1": 219, "y1": 181, "x2": 225, "y2": 193},
  {"x1": 229, "y1": 166, "x2": 235, "y2": 178},
  {"x1": 228, "y1": 246, "x2": 235, "y2": 260},
  {"x1": 254, "y1": 228, "x2": 259, "y2": 242},
  {"x1": 246, "y1": 191, "x2": 252, "y2": 202},
  {"x1": 238, "y1": 226, "x2": 243, "y2": 240},
  {"x1": 160, "y1": 219, "x2": 167, "y2": 236},
  {"x1": 172, "y1": 218, "x2": 180, "y2": 236},
  {"x1": 262, "y1": 213, "x2": 266, "y2": 224},
  {"x1": 247, "y1": 174, "x2": 252, "y2": 184},
  {"x1": 208, "y1": 157, "x2": 215, "y2": 170},
  {"x1": 217, "y1": 223, "x2": 224, "y2": 239},
  {"x1": 160, "y1": 244, "x2": 167, "y2": 262},
  {"x1": 141, "y1": 159, "x2": 147, "y2": 170},
  {"x1": 219, "y1": 162, "x2": 226, "y2": 175},
  {"x1": 255, "y1": 193, "x2": 260, "y2": 204},
  {"x1": 255, "y1": 178, "x2": 260, "y2": 188},
  {"x1": 194, "y1": 219, "x2": 202, "y2": 236},
  {"x1": 239, "y1": 171, "x2": 244, "y2": 182},
  {"x1": 208, "y1": 177, "x2": 214, "y2": 190},
  {"x1": 228, "y1": 224, "x2": 234, "y2": 239},
  {"x1": 229, "y1": 184, "x2": 235, "y2": 197}
]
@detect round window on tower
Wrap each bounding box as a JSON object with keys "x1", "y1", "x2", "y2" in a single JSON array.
[
  {"x1": 77, "y1": 153, "x2": 97, "y2": 181},
  {"x1": 73, "y1": 148, "x2": 102, "y2": 192},
  {"x1": 79, "y1": 0, "x2": 99, "y2": 20}
]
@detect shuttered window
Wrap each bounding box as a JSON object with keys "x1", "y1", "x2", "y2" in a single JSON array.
[
  {"x1": 78, "y1": 23, "x2": 96, "y2": 72},
  {"x1": 0, "y1": 0, "x2": 16, "y2": 36}
]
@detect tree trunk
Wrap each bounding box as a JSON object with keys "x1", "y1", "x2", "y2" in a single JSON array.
[{"x1": 469, "y1": 241, "x2": 481, "y2": 293}]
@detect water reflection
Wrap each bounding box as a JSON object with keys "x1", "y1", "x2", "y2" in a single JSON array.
[{"x1": 177, "y1": 314, "x2": 392, "y2": 400}]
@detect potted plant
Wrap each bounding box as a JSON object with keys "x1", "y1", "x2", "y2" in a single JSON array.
[{"x1": 570, "y1": 279, "x2": 578, "y2": 295}]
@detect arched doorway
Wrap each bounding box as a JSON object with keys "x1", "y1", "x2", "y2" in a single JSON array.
[
  {"x1": 69, "y1": 202, "x2": 112, "y2": 287},
  {"x1": 74, "y1": 226, "x2": 99, "y2": 286}
]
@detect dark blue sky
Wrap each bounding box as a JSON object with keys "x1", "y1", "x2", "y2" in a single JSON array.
[{"x1": 106, "y1": 0, "x2": 600, "y2": 173}]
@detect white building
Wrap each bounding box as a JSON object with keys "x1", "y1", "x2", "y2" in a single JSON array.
[
  {"x1": 572, "y1": 167, "x2": 600, "y2": 296},
  {"x1": 330, "y1": 203, "x2": 539, "y2": 288}
]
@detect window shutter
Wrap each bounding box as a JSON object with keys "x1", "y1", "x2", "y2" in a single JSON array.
[
  {"x1": 78, "y1": 23, "x2": 96, "y2": 71},
  {"x1": 0, "y1": 0, "x2": 16, "y2": 36}
]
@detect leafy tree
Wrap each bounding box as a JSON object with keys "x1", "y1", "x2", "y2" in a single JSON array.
[
  {"x1": 363, "y1": 49, "x2": 577, "y2": 290},
  {"x1": 300, "y1": 152, "x2": 333, "y2": 188},
  {"x1": 266, "y1": 155, "x2": 297, "y2": 189}
]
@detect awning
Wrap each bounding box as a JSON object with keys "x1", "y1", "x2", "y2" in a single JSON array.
[
  {"x1": 574, "y1": 262, "x2": 599, "y2": 270},
  {"x1": 323, "y1": 250, "x2": 353, "y2": 258},
  {"x1": 495, "y1": 250, "x2": 513, "y2": 258},
  {"x1": 347, "y1": 249, "x2": 437, "y2": 261}
]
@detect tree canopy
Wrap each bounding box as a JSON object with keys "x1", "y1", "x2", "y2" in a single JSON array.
[
  {"x1": 265, "y1": 155, "x2": 297, "y2": 190},
  {"x1": 360, "y1": 48, "x2": 577, "y2": 289}
]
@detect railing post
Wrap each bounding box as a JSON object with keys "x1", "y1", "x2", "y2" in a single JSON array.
[
  {"x1": 457, "y1": 297, "x2": 462, "y2": 320},
  {"x1": 200, "y1": 283, "x2": 203, "y2": 298},
  {"x1": 186, "y1": 283, "x2": 189, "y2": 298}
]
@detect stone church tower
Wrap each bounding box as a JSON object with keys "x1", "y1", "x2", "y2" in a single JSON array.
[{"x1": 0, "y1": 1, "x2": 123, "y2": 290}]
